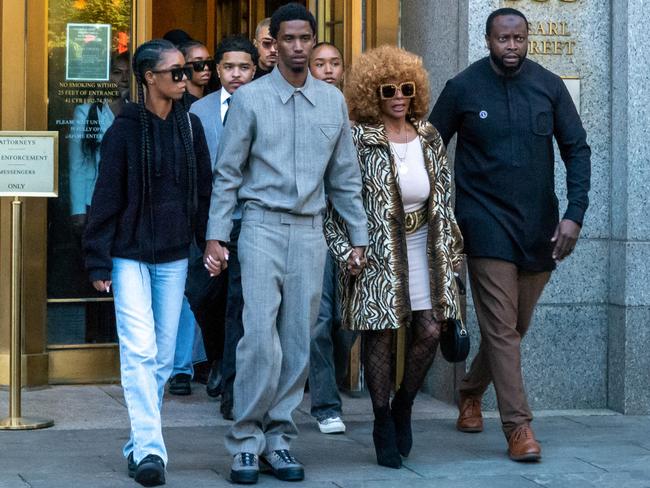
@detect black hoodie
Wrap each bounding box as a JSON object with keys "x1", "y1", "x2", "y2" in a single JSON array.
[{"x1": 83, "y1": 102, "x2": 212, "y2": 282}]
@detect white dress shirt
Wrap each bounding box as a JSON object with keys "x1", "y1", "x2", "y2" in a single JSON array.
[{"x1": 220, "y1": 89, "x2": 232, "y2": 123}]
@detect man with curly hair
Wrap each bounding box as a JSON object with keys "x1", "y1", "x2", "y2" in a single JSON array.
[
  {"x1": 429, "y1": 8, "x2": 591, "y2": 462},
  {"x1": 203, "y1": 3, "x2": 368, "y2": 484}
]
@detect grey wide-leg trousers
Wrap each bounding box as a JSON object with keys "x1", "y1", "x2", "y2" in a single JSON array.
[{"x1": 225, "y1": 208, "x2": 327, "y2": 456}]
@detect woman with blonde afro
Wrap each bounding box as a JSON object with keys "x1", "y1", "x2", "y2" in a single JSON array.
[{"x1": 325, "y1": 45, "x2": 464, "y2": 468}]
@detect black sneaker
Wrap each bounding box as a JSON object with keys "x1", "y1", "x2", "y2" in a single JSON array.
[
  {"x1": 127, "y1": 452, "x2": 137, "y2": 478},
  {"x1": 168, "y1": 373, "x2": 191, "y2": 396},
  {"x1": 261, "y1": 449, "x2": 304, "y2": 481},
  {"x1": 230, "y1": 452, "x2": 259, "y2": 484},
  {"x1": 134, "y1": 454, "x2": 166, "y2": 486}
]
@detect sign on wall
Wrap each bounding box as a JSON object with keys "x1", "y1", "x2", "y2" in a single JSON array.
[
  {"x1": 503, "y1": 0, "x2": 583, "y2": 111},
  {"x1": 562, "y1": 77, "x2": 580, "y2": 114},
  {"x1": 0, "y1": 132, "x2": 59, "y2": 197},
  {"x1": 504, "y1": 0, "x2": 578, "y2": 57},
  {"x1": 66, "y1": 23, "x2": 112, "y2": 81}
]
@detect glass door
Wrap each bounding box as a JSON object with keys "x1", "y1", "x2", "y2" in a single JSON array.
[{"x1": 45, "y1": 0, "x2": 135, "y2": 382}]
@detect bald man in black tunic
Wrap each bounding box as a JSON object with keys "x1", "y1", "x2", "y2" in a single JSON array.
[{"x1": 429, "y1": 8, "x2": 591, "y2": 462}]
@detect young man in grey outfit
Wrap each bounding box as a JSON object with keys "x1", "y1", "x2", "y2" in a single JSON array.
[{"x1": 203, "y1": 3, "x2": 368, "y2": 484}]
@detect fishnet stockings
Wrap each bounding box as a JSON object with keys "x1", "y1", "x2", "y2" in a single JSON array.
[
  {"x1": 401, "y1": 310, "x2": 441, "y2": 396},
  {"x1": 363, "y1": 329, "x2": 394, "y2": 411},
  {"x1": 363, "y1": 311, "x2": 442, "y2": 410}
]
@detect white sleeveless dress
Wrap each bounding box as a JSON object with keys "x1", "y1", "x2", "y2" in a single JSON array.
[{"x1": 391, "y1": 136, "x2": 432, "y2": 311}]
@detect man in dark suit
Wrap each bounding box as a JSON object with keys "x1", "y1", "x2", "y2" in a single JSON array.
[{"x1": 189, "y1": 36, "x2": 257, "y2": 416}]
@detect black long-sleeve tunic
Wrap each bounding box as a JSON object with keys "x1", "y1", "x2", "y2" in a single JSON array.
[
  {"x1": 429, "y1": 57, "x2": 591, "y2": 272},
  {"x1": 83, "y1": 103, "x2": 213, "y2": 282}
]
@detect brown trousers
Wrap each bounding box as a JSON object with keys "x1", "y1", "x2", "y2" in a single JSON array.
[{"x1": 459, "y1": 258, "x2": 551, "y2": 437}]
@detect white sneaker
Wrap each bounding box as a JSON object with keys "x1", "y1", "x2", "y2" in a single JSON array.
[{"x1": 317, "y1": 416, "x2": 346, "y2": 434}]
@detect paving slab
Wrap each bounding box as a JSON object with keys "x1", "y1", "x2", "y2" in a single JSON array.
[
  {"x1": 0, "y1": 386, "x2": 648, "y2": 487},
  {"x1": 0, "y1": 385, "x2": 128, "y2": 430},
  {"x1": 337, "y1": 476, "x2": 541, "y2": 488},
  {"x1": 523, "y1": 472, "x2": 650, "y2": 488},
  {"x1": 0, "y1": 475, "x2": 29, "y2": 488},
  {"x1": 404, "y1": 455, "x2": 604, "y2": 478}
]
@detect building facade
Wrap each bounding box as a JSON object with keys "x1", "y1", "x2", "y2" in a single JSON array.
[{"x1": 0, "y1": 0, "x2": 648, "y2": 414}]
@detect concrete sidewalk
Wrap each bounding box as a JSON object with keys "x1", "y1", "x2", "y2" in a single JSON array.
[{"x1": 0, "y1": 385, "x2": 648, "y2": 487}]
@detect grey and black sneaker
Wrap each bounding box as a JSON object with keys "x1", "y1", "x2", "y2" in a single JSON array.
[
  {"x1": 230, "y1": 452, "x2": 259, "y2": 484},
  {"x1": 127, "y1": 452, "x2": 137, "y2": 478},
  {"x1": 261, "y1": 449, "x2": 304, "y2": 481},
  {"x1": 134, "y1": 454, "x2": 166, "y2": 486}
]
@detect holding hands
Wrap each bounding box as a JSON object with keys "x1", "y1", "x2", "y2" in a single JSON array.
[
  {"x1": 347, "y1": 246, "x2": 367, "y2": 276},
  {"x1": 92, "y1": 280, "x2": 112, "y2": 293},
  {"x1": 204, "y1": 239, "x2": 230, "y2": 277}
]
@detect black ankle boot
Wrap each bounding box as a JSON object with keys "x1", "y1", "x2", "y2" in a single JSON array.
[
  {"x1": 391, "y1": 388, "x2": 415, "y2": 457},
  {"x1": 372, "y1": 407, "x2": 402, "y2": 469}
]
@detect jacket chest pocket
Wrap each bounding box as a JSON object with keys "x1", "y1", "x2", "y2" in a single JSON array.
[
  {"x1": 532, "y1": 110, "x2": 554, "y2": 136},
  {"x1": 313, "y1": 123, "x2": 341, "y2": 153}
]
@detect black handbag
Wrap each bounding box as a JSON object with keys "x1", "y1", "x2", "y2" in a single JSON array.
[
  {"x1": 440, "y1": 275, "x2": 470, "y2": 363},
  {"x1": 440, "y1": 318, "x2": 470, "y2": 363}
]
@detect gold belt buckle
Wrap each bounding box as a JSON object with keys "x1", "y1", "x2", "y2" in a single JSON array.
[{"x1": 405, "y1": 207, "x2": 426, "y2": 235}]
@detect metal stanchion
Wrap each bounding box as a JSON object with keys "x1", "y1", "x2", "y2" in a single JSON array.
[{"x1": 0, "y1": 197, "x2": 53, "y2": 430}]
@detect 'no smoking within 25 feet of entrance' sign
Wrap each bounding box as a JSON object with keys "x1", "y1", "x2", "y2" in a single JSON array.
[{"x1": 0, "y1": 132, "x2": 59, "y2": 197}]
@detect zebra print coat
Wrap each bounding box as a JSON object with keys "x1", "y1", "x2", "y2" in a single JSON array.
[{"x1": 324, "y1": 120, "x2": 464, "y2": 331}]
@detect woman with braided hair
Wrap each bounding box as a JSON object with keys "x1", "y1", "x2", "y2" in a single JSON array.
[{"x1": 83, "y1": 39, "x2": 212, "y2": 486}]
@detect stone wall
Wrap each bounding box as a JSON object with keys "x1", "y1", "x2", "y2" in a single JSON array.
[
  {"x1": 607, "y1": 0, "x2": 650, "y2": 414},
  {"x1": 402, "y1": 0, "x2": 649, "y2": 413}
]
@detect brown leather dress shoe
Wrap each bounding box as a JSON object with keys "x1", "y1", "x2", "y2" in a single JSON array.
[
  {"x1": 456, "y1": 394, "x2": 483, "y2": 433},
  {"x1": 507, "y1": 424, "x2": 541, "y2": 462}
]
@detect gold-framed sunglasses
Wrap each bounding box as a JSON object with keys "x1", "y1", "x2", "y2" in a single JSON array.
[
  {"x1": 151, "y1": 66, "x2": 193, "y2": 82},
  {"x1": 379, "y1": 82, "x2": 416, "y2": 100}
]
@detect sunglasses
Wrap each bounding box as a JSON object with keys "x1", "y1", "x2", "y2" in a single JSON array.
[
  {"x1": 260, "y1": 40, "x2": 275, "y2": 50},
  {"x1": 379, "y1": 82, "x2": 416, "y2": 100},
  {"x1": 151, "y1": 66, "x2": 193, "y2": 82},
  {"x1": 187, "y1": 59, "x2": 216, "y2": 72}
]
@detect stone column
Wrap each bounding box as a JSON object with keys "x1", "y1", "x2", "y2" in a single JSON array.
[
  {"x1": 401, "y1": 0, "x2": 465, "y2": 402},
  {"x1": 607, "y1": 0, "x2": 650, "y2": 414}
]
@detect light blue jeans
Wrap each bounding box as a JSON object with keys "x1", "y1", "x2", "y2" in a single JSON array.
[
  {"x1": 310, "y1": 252, "x2": 355, "y2": 421},
  {"x1": 171, "y1": 297, "x2": 206, "y2": 377},
  {"x1": 112, "y1": 257, "x2": 188, "y2": 465}
]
